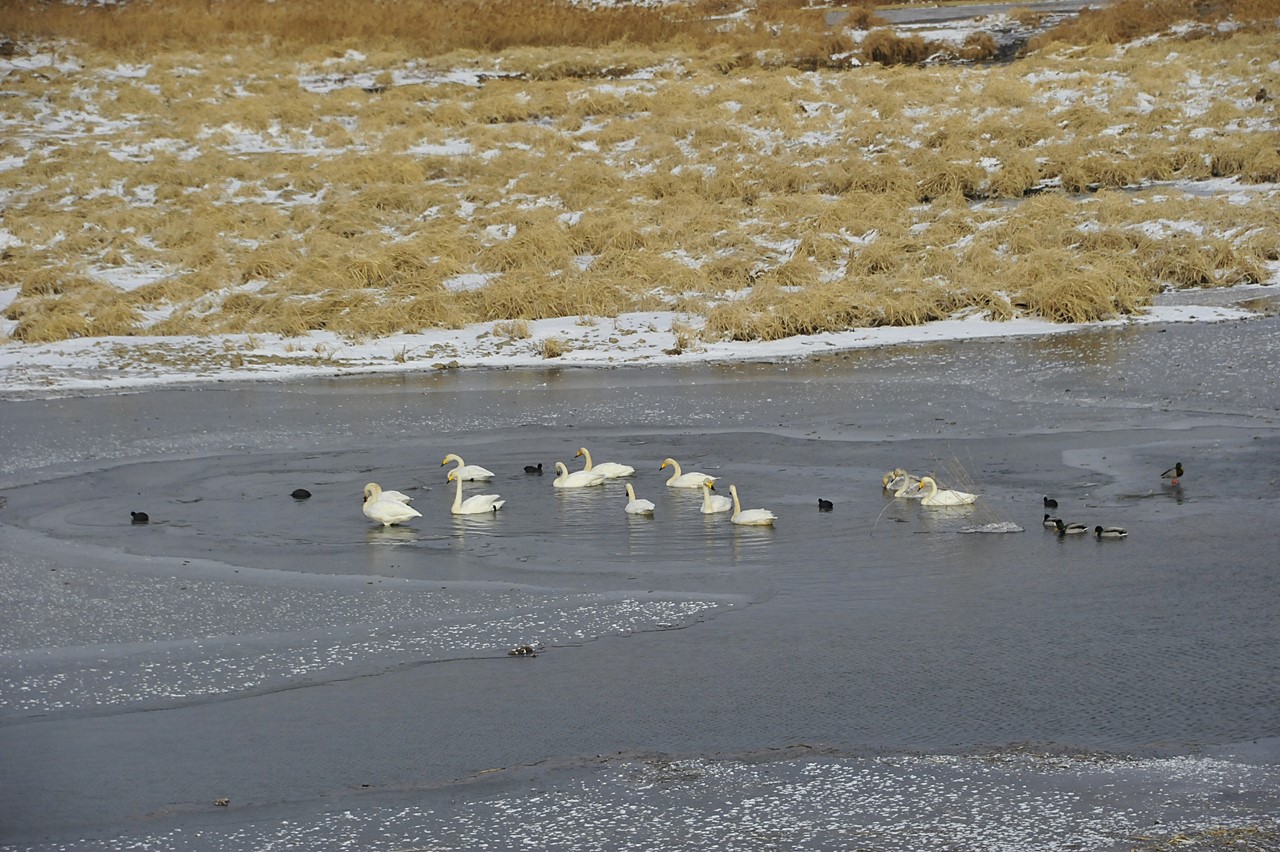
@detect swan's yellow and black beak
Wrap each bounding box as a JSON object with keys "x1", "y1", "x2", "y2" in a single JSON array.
[{"x1": 440, "y1": 458, "x2": 447, "y2": 467}]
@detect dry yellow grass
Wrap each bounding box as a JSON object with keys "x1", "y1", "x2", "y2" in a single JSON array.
[{"x1": 1, "y1": 2, "x2": 1277, "y2": 347}]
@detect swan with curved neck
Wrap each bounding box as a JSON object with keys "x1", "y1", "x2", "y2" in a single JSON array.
[
  {"x1": 700, "y1": 478, "x2": 732, "y2": 514},
  {"x1": 363, "y1": 482, "x2": 423, "y2": 526},
  {"x1": 575, "y1": 447, "x2": 635, "y2": 479},
  {"x1": 441, "y1": 453, "x2": 495, "y2": 482},
  {"x1": 447, "y1": 470, "x2": 505, "y2": 514},
  {"x1": 891, "y1": 470, "x2": 924, "y2": 498},
  {"x1": 553, "y1": 461, "x2": 606, "y2": 488},
  {"x1": 728, "y1": 483, "x2": 776, "y2": 526},
  {"x1": 660, "y1": 457, "x2": 711, "y2": 488},
  {"x1": 916, "y1": 476, "x2": 978, "y2": 506},
  {"x1": 623, "y1": 483, "x2": 655, "y2": 515}
]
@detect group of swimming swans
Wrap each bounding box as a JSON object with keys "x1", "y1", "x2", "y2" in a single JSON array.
[
  {"x1": 882, "y1": 468, "x2": 979, "y2": 506},
  {"x1": 362, "y1": 451, "x2": 776, "y2": 526}
]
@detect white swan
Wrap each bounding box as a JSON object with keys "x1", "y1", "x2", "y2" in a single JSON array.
[
  {"x1": 890, "y1": 470, "x2": 924, "y2": 499},
  {"x1": 362, "y1": 482, "x2": 423, "y2": 527},
  {"x1": 623, "y1": 483, "x2": 655, "y2": 515},
  {"x1": 729, "y1": 483, "x2": 776, "y2": 526},
  {"x1": 700, "y1": 478, "x2": 732, "y2": 514},
  {"x1": 447, "y1": 470, "x2": 505, "y2": 514},
  {"x1": 381, "y1": 488, "x2": 413, "y2": 503},
  {"x1": 575, "y1": 447, "x2": 635, "y2": 479},
  {"x1": 441, "y1": 453, "x2": 495, "y2": 482},
  {"x1": 553, "y1": 461, "x2": 606, "y2": 488},
  {"x1": 916, "y1": 476, "x2": 978, "y2": 506},
  {"x1": 660, "y1": 457, "x2": 712, "y2": 488}
]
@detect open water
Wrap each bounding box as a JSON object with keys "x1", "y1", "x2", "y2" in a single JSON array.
[{"x1": 1, "y1": 315, "x2": 1278, "y2": 850}]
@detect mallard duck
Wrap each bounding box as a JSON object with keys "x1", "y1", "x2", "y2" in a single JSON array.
[
  {"x1": 1043, "y1": 513, "x2": 1062, "y2": 528},
  {"x1": 1161, "y1": 462, "x2": 1183, "y2": 485},
  {"x1": 1095, "y1": 525, "x2": 1128, "y2": 539},
  {"x1": 1054, "y1": 519, "x2": 1088, "y2": 535}
]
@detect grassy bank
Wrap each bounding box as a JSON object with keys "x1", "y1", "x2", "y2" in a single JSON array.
[{"x1": 1, "y1": 0, "x2": 1278, "y2": 347}]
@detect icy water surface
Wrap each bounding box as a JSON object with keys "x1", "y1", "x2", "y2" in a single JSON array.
[{"x1": 1, "y1": 317, "x2": 1279, "y2": 849}]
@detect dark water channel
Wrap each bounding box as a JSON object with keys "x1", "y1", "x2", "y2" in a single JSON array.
[{"x1": 2, "y1": 316, "x2": 1279, "y2": 850}]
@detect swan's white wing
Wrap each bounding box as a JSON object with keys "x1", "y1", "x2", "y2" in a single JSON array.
[
  {"x1": 381, "y1": 489, "x2": 413, "y2": 503},
  {"x1": 732, "y1": 508, "x2": 776, "y2": 525},
  {"x1": 625, "y1": 499, "x2": 656, "y2": 515},
  {"x1": 364, "y1": 496, "x2": 423, "y2": 525},
  {"x1": 594, "y1": 462, "x2": 635, "y2": 478},
  {"x1": 458, "y1": 494, "x2": 505, "y2": 513},
  {"x1": 701, "y1": 495, "x2": 732, "y2": 514}
]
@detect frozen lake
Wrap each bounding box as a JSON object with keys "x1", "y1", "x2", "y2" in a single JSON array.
[{"x1": 2, "y1": 315, "x2": 1279, "y2": 850}]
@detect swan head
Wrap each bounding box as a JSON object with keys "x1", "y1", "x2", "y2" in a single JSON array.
[
  {"x1": 554, "y1": 462, "x2": 568, "y2": 475},
  {"x1": 442, "y1": 453, "x2": 463, "y2": 467},
  {"x1": 705, "y1": 477, "x2": 717, "y2": 491},
  {"x1": 446, "y1": 470, "x2": 457, "y2": 482},
  {"x1": 363, "y1": 483, "x2": 381, "y2": 502},
  {"x1": 660, "y1": 458, "x2": 673, "y2": 470},
  {"x1": 574, "y1": 448, "x2": 588, "y2": 458}
]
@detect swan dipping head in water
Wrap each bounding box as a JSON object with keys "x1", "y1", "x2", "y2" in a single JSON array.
[{"x1": 362, "y1": 482, "x2": 423, "y2": 527}]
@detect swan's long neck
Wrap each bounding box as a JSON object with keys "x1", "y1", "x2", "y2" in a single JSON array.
[
  {"x1": 730, "y1": 485, "x2": 741, "y2": 514},
  {"x1": 626, "y1": 483, "x2": 636, "y2": 500},
  {"x1": 580, "y1": 448, "x2": 593, "y2": 470},
  {"x1": 666, "y1": 460, "x2": 682, "y2": 483},
  {"x1": 555, "y1": 463, "x2": 567, "y2": 481},
  {"x1": 922, "y1": 477, "x2": 938, "y2": 499},
  {"x1": 364, "y1": 484, "x2": 381, "y2": 506},
  {"x1": 702, "y1": 483, "x2": 713, "y2": 510},
  {"x1": 451, "y1": 474, "x2": 464, "y2": 511},
  {"x1": 894, "y1": 476, "x2": 911, "y2": 497}
]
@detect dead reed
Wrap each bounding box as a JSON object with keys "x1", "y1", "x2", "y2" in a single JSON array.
[{"x1": 2, "y1": 4, "x2": 1277, "y2": 348}]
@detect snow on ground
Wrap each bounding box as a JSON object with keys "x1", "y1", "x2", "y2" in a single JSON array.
[
  {"x1": 1, "y1": 3, "x2": 1276, "y2": 396},
  {"x1": 0, "y1": 297, "x2": 1262, "y2": 396}
]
